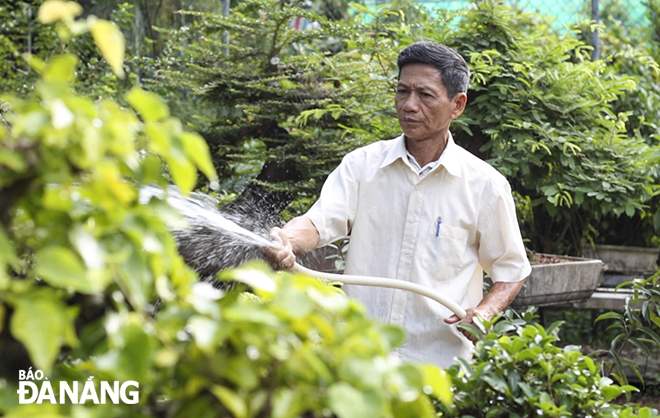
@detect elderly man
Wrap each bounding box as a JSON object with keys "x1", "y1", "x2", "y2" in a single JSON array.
[{"x1": 264, "y1": 41, "x2": 531, "y2": 367}]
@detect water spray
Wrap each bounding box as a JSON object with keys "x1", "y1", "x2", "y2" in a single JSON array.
[{"x1": 142, "y1": 186, "x2": 485, "y2": 331}]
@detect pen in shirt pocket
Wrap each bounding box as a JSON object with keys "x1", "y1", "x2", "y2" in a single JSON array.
[{"x1": 435, "y1": 216, "x2": 442, "y2": 237}]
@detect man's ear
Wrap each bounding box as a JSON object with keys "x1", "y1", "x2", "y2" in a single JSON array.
[{"x1": 451, "y1": 92, "x2": 468, "y2": 120}]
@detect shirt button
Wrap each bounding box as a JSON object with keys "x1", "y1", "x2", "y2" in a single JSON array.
[{"x1": 403, "y1": 249, "x2": 411, "y2": 255}]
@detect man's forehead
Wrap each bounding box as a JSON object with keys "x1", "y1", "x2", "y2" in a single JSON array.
[
  {"x1": 397, "y1": 78, "x2": 443, "y2": 91},
  {"x1": 398, "y1": 64, "x2": 445, "y2": 89}
]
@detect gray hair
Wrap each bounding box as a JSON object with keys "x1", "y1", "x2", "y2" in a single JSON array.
[{"x1": 397, "y1": 41, "x2": 470, "y2": 99}]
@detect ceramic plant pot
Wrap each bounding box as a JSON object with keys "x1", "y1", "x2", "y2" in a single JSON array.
[
  {"x1": 582, "y1": 244, "x2": 659, "y2": 274},
  {"x1": 511, "y1": 253, "x2": 604, "y2": 308}
]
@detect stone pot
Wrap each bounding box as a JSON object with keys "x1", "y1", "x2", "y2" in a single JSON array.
[
  {"x1": 511, "y1": 253, "x2": 604, "y2": 308},
  {"x1": 582, "y1": 244, "x2": 660, "y2": 274}
]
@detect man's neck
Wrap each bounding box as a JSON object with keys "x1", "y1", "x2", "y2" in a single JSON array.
[{"x1": 404, "y1": 134, "x2": 449, "y2": 168}]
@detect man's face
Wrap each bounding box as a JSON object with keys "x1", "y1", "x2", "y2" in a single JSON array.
[{"x1": 395, "y1": 62, "x2": 466, "y2": 144}]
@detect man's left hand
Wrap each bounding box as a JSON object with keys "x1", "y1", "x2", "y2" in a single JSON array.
[{"x1": 444, "y1": 308, "x2": 489, "y2": 343}]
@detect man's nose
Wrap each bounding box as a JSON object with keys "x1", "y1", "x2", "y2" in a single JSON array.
[{"x1": 402, "y1": 93, "x2": 420, "y2": 112}]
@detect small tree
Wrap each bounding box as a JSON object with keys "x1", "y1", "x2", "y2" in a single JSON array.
[
  {"x1": 155, "y1": 0, "x2": 403, "y2": 218},
  {"x1": 435, "y1": 0, "x2": 657, "y2": 254}
]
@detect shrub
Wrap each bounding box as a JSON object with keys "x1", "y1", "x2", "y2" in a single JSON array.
[
  {"x1": 595, "y1": 271, "x2": 660, "y2": 387},
  {"x1": 439, "y1": 0, "x2": 658, "y2": 255},
  {"x1": 435, "y1": 311, "x2": 656, "y2": 418},
  {"x1": 0, "y1": 3, "x2": 451, "y2": 417},
  {"x1": 154, "y1": 0, "x2": 403, "y2": 215}
]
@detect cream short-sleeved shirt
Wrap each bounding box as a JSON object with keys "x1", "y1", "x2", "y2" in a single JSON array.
[{"x1": 305, "y1": 133, "x2": 531, "y2": 367}]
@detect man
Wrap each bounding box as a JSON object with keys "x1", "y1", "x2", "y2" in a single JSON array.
[{"x1": 264, "y1": 41, "x2": 531, "y2": 367}]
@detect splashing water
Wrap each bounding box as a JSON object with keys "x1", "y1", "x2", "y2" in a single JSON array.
[
  {"x1": 139, "y1": 185, "x2": 284, "y2": 284},
  {"x1": 140, "y1": 186, "x2": 279, "y2": 249},
  {"x1": 140, "y1": 185, "x2": 330, "y2": 291}
]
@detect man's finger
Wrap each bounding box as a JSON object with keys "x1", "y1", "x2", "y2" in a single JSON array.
[
  {"x1": 444, "y1": 314, "x2": 460, "y2": 324},
  {"x1": 281, "y1": 252, "x2": 295, "y2": 270},
  {"x1": 269, "y1": 228, "x2": 283, "y2": 245}
]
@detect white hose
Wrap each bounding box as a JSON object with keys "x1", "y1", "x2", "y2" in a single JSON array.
[
  {"x1": 291, "y1": 263, "x2": 487, "y2": 334},
  {"x1": 292, "y1": 262, "x2": 467, "y2": 318}
]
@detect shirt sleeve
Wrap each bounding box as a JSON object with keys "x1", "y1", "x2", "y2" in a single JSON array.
[
  {"x1": 305, "y1": 152, "x2": 361, "y2": 247},
  {"x1": 476, "y1": 177, "x2": 532, "y2": 283}
]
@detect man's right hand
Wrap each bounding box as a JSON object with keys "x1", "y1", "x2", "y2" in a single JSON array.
[{"x1": 262, "y1": 227, "x2": 296, "y2": 270}]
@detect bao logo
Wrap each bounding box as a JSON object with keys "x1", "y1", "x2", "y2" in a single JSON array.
[{"x1": 18, "y1": 368, "x2": 140, "y2": 405}]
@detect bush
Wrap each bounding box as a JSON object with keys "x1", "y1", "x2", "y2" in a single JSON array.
[
  {"x1": 439, "y1": 1, "x2": 658, "y2": 255},
  {"x1": 0, "y1": 3, "x2": 451, "y2": 417},
  {"x1": 574, "y1": 0, "x2": 660, "y2": 247},
  {"x1": 435, "y1": 311, "x2": 657, "y2": 418},
  {"x1": 154, "y1": 0, "x2": 403, "y2": 215},
  {"x1": 595, "y1": 272, "x2": 660, "y2": 387}
]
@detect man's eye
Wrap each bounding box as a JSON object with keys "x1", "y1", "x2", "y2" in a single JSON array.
[
  {"x1": 422, "y1": 93, "x2": 433, "y2": 98},
  {"x1": 397, "y1": 89, "x2": 408, "y2": 94}
]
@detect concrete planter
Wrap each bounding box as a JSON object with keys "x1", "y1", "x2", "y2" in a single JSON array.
[
  {"x1": 511, "y1": 254, "x2": 604, "y2": 308},
  {"x1": 582, "y1": 244, "x2": 659, "y2": 274}
]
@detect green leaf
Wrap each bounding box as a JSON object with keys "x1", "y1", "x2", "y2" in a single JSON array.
[
  {"x1": 349, "y1": 2, "x2": 375, "y2": 16},
  {"x1": 601, "y1": 386, "x2": 623, "y2": 402},
  {"x1": 117, "y1": 249, "x2": 153, "y2": 310},
  {"x1": 381, "y1": 325, "x2": 407, "y2": 349},
  {"x1": 211, "y1": 385, "x2": 247, "y2": 418},
  {"x1": 271, "y1": 389, "x2": 303, "y2": 418},
  {"x1": 43, "y1": 54, "x2": 78, "y2": 84},
  {"x1": 0, "y1": 149, "x2": 27, "y2": 171},
  {"x1": 421, "y1": 364, "x2": 452, "y2": 406},
  {"x1": 638, "y1": 407, "x2": 654, "y2": 418},
  {"x1": 650, "y1": 311, "x2": 660, "y2": 330},
  {"x1": 0, "y1": 228, "x2": 18, "y2": 267},
  {"x1": 166, "y1": 151, "x2": 197, "y2": 194},
  {"x1": 10, "y1": 290, "x2": 77, "y2": 373},
  {"x1": 188, "y1": 315, "x2": 219, "y2": 353},
  {"x1": 595, "y1": 312, "x2": 621, "y2": 323},
  {"x1": 610, "y1": 351, "x2": 628, "y2": 385},
  {"x1": 38, "y1": 0, "x2": 82, "y2": 24},
  {"x1": 125, "y1": 87, "x2": 169, "y2": 122},
  {"x1": 328, "y1": 383, "x2": 384, "y2": 418},
  {"x1": 629, "y1": 337, "x2": 652, "y2": 357},
  {"x1": 34, "y1": 246, "x2": 100, "y2": 293},
  {"x1": 272, "y1": 280, "x2": 312, "y2": 318},
  {"x1": 117, "y1": 323, "x2": 156, "y2": 383},
  {"x1": 482, "y1": 373, "x2": 509, "y2": 394},
  {"x1": 90, "y1": 18, "x2": 125, "y2": 78},
  {"x1": 180, "y1": 132, "x2": 218, "y2": 181}
]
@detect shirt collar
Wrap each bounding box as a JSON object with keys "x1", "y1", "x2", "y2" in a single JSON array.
[{"x1": 379, "y1": 132, "x2": 463, "y2": 178}]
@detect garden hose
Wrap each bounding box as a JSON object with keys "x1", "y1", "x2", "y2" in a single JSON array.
[{"x1": 291, "y1": 262, "x2": 487, "y2": 334}]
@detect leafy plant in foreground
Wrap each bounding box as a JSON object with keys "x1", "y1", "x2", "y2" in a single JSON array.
[{"x1": 0, "y1": 2, "x2": 452, "y2": 417}]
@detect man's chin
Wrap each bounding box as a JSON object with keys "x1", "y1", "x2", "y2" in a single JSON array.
[{"x1": 401, "y1": 128, "x2": 423, "y2": 139}]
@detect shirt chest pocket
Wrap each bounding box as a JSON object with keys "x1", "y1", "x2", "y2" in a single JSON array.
[{"x1": 420, "y1": 224, "x2": 469, "y2": 281}]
